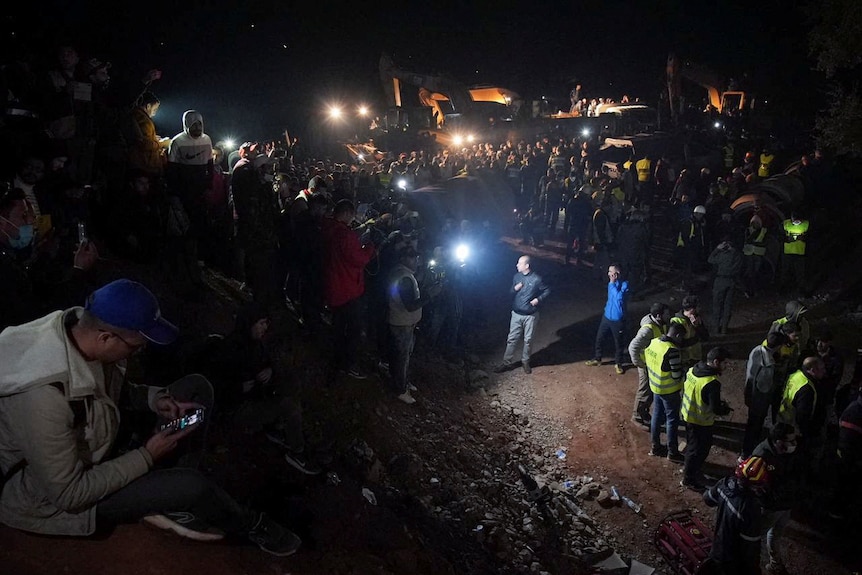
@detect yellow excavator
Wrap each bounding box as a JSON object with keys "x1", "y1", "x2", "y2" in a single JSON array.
[
  {"x1": 666, "y1": 53, "x2": 749, "y2": 122},
  {"x1": 379, "y1": 53, "x2": 520, "y2": 131}
]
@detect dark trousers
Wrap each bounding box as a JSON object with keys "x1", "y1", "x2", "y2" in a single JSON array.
[
  {"x1": 389, "y1": 324, "x2": 416, "y2": 394},
  {"x1": 593, "y1": 316, "x2": 625, "y2": 366},
  {"x1": 96, "y1": 467, "x2": 257, "y2": 535},
  {"x1": 332, "y1": 297, "x2": 362, "y2": 371},
  {"x1": 741, "y1": 401, "x2": 769, "y2": 457},
  {"x1": 684, "y1": 423, "x2": 714, "y2": 482}
]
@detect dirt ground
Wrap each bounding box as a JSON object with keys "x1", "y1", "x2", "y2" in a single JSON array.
[{"x1": 1, "y1": 228, "x2": 860, "y2": 574}]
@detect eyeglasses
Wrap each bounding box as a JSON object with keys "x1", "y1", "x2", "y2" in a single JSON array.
[{"x1": 100, "y1": 329, "x2": 146, "y2": 353}]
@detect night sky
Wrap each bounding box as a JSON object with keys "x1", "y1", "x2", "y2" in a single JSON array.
[{"x1": 11, "y1": 1, "x2": 820, "y2": 145}]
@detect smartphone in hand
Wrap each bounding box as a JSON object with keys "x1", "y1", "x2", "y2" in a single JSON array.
[{"x1": 160, "y1": 408, "x2": 205, "y2": 432}]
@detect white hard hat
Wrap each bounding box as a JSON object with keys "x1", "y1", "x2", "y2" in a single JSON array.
[{"x1": 693, "y1": 205, "x2": 707, "y2": 215}]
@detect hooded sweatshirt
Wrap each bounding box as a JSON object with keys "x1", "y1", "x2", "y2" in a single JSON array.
[
  {"x1": 167, "y1": 110, "x2": 213, "y2": 166},
  {"x1": 0, "y1": 309, "x2": 164, "y2": 535}
]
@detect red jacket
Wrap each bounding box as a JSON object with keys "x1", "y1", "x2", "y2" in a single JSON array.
[{"x1": 322, "y1": 218, "x2": 375, "y2": 307}]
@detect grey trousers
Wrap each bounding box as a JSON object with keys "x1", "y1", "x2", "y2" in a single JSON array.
[
  {"x1": 632, "y1": 366, "x2": 653, "y2": 419},
  {"x1": 503, "y1": 311, "x2": 539, "y2": 364}
]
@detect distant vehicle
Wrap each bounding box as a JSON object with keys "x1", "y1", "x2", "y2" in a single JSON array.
[{"x1": 597, "y1": 132, "x2": 723, "y2": 179}]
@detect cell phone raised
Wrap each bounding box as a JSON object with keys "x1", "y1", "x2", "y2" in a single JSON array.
[{"x1": 160, "y1": 408, "x2": 205, "y2": 432}]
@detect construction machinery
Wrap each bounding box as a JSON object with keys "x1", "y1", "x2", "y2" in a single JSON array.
[
  {"x1": 378, "y1": 53, "x2": 520, "y2": 134},
  {"x1": 666, "y1": 53, "x2": 751, "y2": 123}
]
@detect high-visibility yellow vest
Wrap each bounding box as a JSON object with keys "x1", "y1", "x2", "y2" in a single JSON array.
[
  {"x1": 671, "y1": 316, "x2": 701, "y2": 365},
  {"x1": 646, "y1": 321, "x2": 665, "y2": 339},
  {"x1": 783, "y1": 219, "x2": 808, "y2": 255},
  {"x1": 681, "y1": 370, "x2": 717, "y2": 426},
  {"x1": 778, "y1": 370, "x2": 816, "y2": 427},
  {"x1": 743, "y1": 227, "x2": 767, "y2": 256},
  {"x1": 645, "y1": 338, "x2": 682, "y2": 395},
  {"x1": 623, "y1": 160, "x2": 633, "y2": 171},
  {"x1": 636, "y1": 158, "x2": 651, "y2": 182},
  {"x1": 758, "y1": 153, "x2": 775, "y2": 178},
  {"x1": 677, "y1": 222, "x2": 695, "y2": 247}
]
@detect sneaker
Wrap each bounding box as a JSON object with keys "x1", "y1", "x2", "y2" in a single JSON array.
[
  {"x1": 648, "y1": 445, "x2": 668, "y2": 457},
  {"x1": 667, "y1": 451, "x2": 685, "y2": 463},
  {"x1": 680, "y1": 478, "x2": 705, "y2": 492},
  {"x1": 142, "y1": 512, "x2": 225, "y2": 542},
  {"x1": 407, "y1": 382, "x2": 418, "y2": 392},
  {"x1": 247, "y1": 513, "x2": 301, "y2": 557},
  {"x1": 345, "y1": 368, "x2": 367, "y2": 380},
  {"x1": 615, "y1": 364, "x2": 624, "y2": 375},
  {"x1": 377, "y1": 361, "x2": 391, "y2": 377},
  {"x1": 284, "y1": 451, "x2": 322, "y2": 475},
  {"x1": 522, "y1": 360, "x2": 532, "y2": 374},
  {"x1": 397, "y1": 391, "x2": 416, "y2": 404},
  {"x1": 493, "y1": 362, "x2": 515, "y2": 373},
  {"x1": 584, "y1": 359, "x2": 601, "y2": 367}
]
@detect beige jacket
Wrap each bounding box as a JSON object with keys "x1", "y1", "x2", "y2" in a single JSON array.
[{"x1": 0, "y1": 309, "x2": 164, "y2": 535}]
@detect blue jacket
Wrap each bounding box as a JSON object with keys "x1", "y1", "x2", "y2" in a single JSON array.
[
  {"x1": 511, "y1": 271, "x2": 550, "y2": 315},
  {"x1": 603, "y1": 280, "x2": 629, "y2": 321}
]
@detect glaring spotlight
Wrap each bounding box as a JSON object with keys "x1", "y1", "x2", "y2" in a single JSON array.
[
  {"x1": 455, "y1": 243, "x2": 470, "y2": 262},
  {"x1": 358, "y1": 106, "x2": 369, "y2": 116},
  {"x1": 397, "y1": 178, "x2": 407, "y2": 190},
  {"x1": 223, "y1": 139, "x2": 235, "y2": 150},
  {"x1": 452, "y1": 135, "x2": 464, "y2": 146},
  {"x1": 328, "y1": 106, "x2": 342, "y2": 119},
  {"x1": 581, "y1": 128, "x2": 590, "y2": 137}
]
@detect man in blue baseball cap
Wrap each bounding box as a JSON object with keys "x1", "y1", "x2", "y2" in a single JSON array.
[{"x1": 0, "y1": 279, "x2": 301, "y2": 556}]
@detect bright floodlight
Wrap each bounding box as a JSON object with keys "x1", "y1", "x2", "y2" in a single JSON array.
[
  {"x1": 455, "y1": 243, "x2": 470, "y2": 262},
  {"x1": 466, "y1": 134, "x2": 475, "y2": 143},
  {"x1": 453, "y1": 135, "x2": 464, "y2": 146},
  {"x1": 581, "y1": 128, "x2": 590, "y2": 137},
  {"x1": 223, "y1": 139, "x2": 235, "y2": 150},
  {"x1": 713, "y1": 121, "x2": 721, "y2": 129},
  {"x1": 357, "y1": 153, "x2": 364, "y2": 161},
  {"x1": 358, "y1": 106, "x2": 369, "y2": 116},
  {"x1": 428, "y1": 259, "x2": 437, "y2": 267},
  {"x1": 328, "y1": 106, "x2": 342, "y2": 119},
  {"x1": 397, "y1": 178, "x2": 407, "y2": 190}
]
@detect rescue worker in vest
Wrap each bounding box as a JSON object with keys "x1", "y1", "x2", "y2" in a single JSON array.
[
  {"x1": 708, "y1": 236, "x2": 742, "y2": 335},
  {"x1": 628, "y1": 302, "x2": 670, "y2": 427},
  {"x1": 780, "y1": 211, "x2": 809, "y2": 296},
  {"x1": 635, "y1": 153, "x2": 652, "y2": 187},
  {"x1": 671, "y1": 295, "x2": 710, "y2": 368},
  {"x1": 702, "y1": 457, "x2": 769, "y2": 575},
  {"x1": 680, "y1": 347, "x2": 732, "y2": 490},
  {"x1": 778, "y1": 356, "x2": 826, "y2": 443},
  {"x1": 645, "y1": 323, "x2": 686, "y2": 462},
  {"x1": 742, "y1": 215, "x2": 767, "y2": 298},
  {"x1": 676, "y1": 205, "x2": 707, "y2": 290},
  {"x1": 768, "y1": 300, "x2": 810, "y2": 357},
  {"x1": 758, "y1": 147, "x2": 775, "y2": 179},
  {"x1": 742, "y1": 332, "x2": 788, "y2": 458},
  {"x1": 387, "y1": 247, "x2": 441, "y2": 404}
]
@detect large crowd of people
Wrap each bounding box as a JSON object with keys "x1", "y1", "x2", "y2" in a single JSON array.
[{"x1": 0, "y1": 40, "x2": 859, "y2": 574}]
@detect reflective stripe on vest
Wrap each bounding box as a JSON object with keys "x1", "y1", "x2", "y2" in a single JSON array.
[
  {"x1": 783, "y1": 219, "x2": 808, "y2": 255},
  {"x1": 681, "y1": 371, "x2": 717, "y2": 426},
  {"x1": 778, "y1": 370, "x2": 816, "y2": 427},
  {"x1": 636, "y1": 158, "x2": 651, "y2": 182},
  {"x1": 758, "y1": 153, "x2": 774, "y2": 178},
  {"x1": 743, "y1": 227, "x2": 767, "y2": 256},
  {"x1": 645, "y1": 339, "x2": 681, "y2": 394}
]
